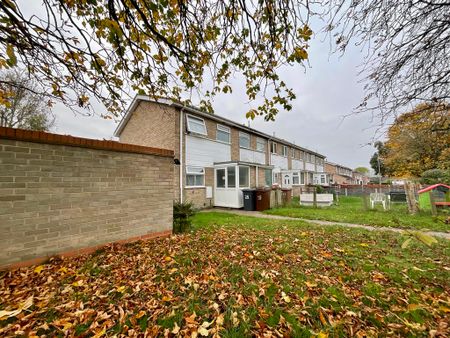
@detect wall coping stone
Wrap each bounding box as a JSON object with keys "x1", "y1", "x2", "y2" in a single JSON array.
[{"x1": 0, "y1": 127, "x2": 174, "y2": 158}]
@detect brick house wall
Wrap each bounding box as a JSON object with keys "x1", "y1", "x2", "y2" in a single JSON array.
[{"x1": 0, "y1": 127, "x2": 174, "y2": 268}]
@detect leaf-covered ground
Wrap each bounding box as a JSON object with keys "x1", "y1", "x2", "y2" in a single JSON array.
[
  {"x1": 1, "y1": 212, "x2": 449, "y2": 337},
  {"x1": 265, "y1": 196, "x2": 450, "y2": 232}
]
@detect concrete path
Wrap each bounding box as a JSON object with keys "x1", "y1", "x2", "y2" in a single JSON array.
[{"x1": 201, "y1": 208, "x2": 450, "y2": 240}]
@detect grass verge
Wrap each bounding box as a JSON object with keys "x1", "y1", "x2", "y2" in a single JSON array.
[{"x1": 1, "y1": 212, "x2": 449, "y2": 337}]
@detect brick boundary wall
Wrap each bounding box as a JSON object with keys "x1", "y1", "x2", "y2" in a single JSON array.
[
  {"x1": 0, "y1": 127, "x2": 174, "y2": 270},
  {"x1": 0, "y1": 127, "x2": 173, "y2": 158}
]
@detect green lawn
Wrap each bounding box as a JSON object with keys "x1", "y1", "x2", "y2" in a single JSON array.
[
  {"x1": 264, "y1": 196, "x2": 449, "y2": 232},
  {"x1": 1, "y1": 212, "x2": 449, "y2": 337}
]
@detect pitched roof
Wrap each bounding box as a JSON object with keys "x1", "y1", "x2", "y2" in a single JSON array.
[
  {"x1": 418, "y1": 183, "x2": 450, "y2": 194},
  {"x1": 114, "y1": 95, "x2": 327, "y2": 158}
]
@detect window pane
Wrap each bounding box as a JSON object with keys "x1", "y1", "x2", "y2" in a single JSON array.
[
  {"x1": 216, "y1": 169, "x2": 226, "y2": 188},
  {"x1": 217, "y1": 129, "x2": 230, "y2": 143},
  {"x1": 187, "y1": 116, "x2": 207, "y2": 134},
  {"x1": 195, "y1": 175, "x2": 204, "y2": 186},
  {"x1": 256, "y1": 138, "x2": 265, "y2": 152},
  {"x1": 227, "y1": 166, "x2": 236, "y2": 188},
  {"x1": 271, "y1": 142, "x2": 277, "y2": 153},
  {"x1": 239, "y1": 133, "x2": 250, "y2": 148},
  {"x1": 187, "y1": 166, "x2": 204, "y2": 174},
  {"x1": 265, "y1": 169, "x2": 272, "y2": 186},
  {"x1": 239, "y1": 166, "x2": 249, "y2": 187},
  {"x1": 300, "y1": 172, "x2": 305, "y2": 185},
  {"x1": 293, "y1": 173, "x2": 299, "y2": 185},
  {"x1": 186, "y1": 175, "x2": 195, "y2": 186}
]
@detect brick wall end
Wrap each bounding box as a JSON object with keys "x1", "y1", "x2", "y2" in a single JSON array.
[{"x1": 0, "y1": 127, "x2": 174, "y2": 158}]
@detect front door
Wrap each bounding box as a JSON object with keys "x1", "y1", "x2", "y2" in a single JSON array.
[
  {"x1": 283, "y1": 173, "x2": 292, "y2": 188},
  {"x1": 214, "y1": 166, "x2": 239, "y2": 208}
]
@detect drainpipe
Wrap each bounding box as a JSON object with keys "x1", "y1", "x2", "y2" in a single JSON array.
[
  {"x1": 179, "y1": 108, "x2": 185, "y2": 203},
  {"x1": 256, "y1": 166, "x2": 259, "y2": 187}
]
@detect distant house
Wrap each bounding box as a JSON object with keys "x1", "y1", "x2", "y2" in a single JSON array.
[
  {"x1": 325, "y1": 161, "x2": 355, "y2": 185},
  {"x1": 352, "y1": 171, "x2": 370, "y2": 185},
  {"x1": 114, "y1": 96, "x2": 328, "y2": 208}
]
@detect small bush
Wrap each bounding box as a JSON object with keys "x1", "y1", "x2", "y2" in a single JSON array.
[
  {"x1": 173, "y1": 201, "x2": 196, "y2": 233},
  {"x1": 420, "y1": 169, "x2": 450, "y2": 185}
]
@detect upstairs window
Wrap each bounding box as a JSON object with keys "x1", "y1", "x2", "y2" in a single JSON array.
[
  {"x1": 186, "y1": 166, "x2": 205, "y2": 187},
  {"x1": 291, "y1": 148, "x2": 295, "y2": 158},
  {"x1": 282, "y1": 145, "x2": 288, "y2": 157},
  {"x1": 186, "y1": 115, "x2": 207, "y2": 135},
  {"x1": 299, "y1": 151, "x2": 304, "y2": 160},
  {"x1": 270, "y1": 142, "x2": 277, "y2": 154},
  {"x1": 256, "y1": 138, "x2": 266, "y2": 152},
  {"x1": 216, "y1": 124, "x2": 230, "y2": 143},
  {"x1": 239, "y1": 132, "x2": 250, "y2": 148},
  {"x1": 311, "y1": 154, "x2": 315, "y2": 163}
]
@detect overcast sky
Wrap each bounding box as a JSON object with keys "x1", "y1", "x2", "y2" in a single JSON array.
[{"x1": 35, "y1": 8, "x2": 380, "y2": 170}]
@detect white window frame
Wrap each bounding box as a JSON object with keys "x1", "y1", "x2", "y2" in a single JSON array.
[
  {"x1": 291, "y1": 148, "x2": 295, "y2": 158},
  {"x1": 239, "y1": 132, "x2": 251, "y2": 149},
  {"x1": 282, "y1": 145, "x2": 288, "y2": 157},
  {"x1": 256, "y1": 137, "x2": 266, "y2": 152},
  {"x1": 186, "y1": 114, "x2": 207, "y2": 136},
  {"x1": 216, "y1": 124, "x2": 231, "y2": 144},
  {"x1": 238, "y1": 166, "x2": 250, "y2": 188},
  {"x1": 292, "y1": 172, "x2": 300, "y2": 185},
  {"x1": 186, "y1": 166, "x2": 205, "y2": 188},
  {"x1": 270, "y1": 142, "x2": 277, "y2": 154},
  {"x1": 300, "y1": 172, "x2": 305, "y2": 185}
]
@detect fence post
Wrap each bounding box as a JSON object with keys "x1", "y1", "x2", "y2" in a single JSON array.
[
  {"x1": 362, "y1": 194, "x2": 369, "y2": 211},
  {"x1": 345, "y1": 188, "x2": 348, "y2": 196},
  {"x1": 313, "y1": 186, "x2": 317, "y2": 208}
]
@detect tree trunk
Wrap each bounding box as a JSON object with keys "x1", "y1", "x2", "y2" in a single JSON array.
[{"x1": 404, "y1": 182, "x2": 418, "y2": 214}]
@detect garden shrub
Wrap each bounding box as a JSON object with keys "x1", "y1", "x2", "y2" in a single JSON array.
[{"x1": 173, "y1": 201, "x2": 196, "y2": 233}]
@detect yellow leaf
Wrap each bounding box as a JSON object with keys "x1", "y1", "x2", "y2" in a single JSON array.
[
  {"x1": 281, "y1": 291, "x2": 291, "y2": 303},
  {"x1": 0, "y1": 296, "x2": 33, "y2": 320},
  {"x1": 171, "y1": 322, "x2": 180, "y2": 334},
  {"x1": 407, "y1": 304, "x2": 420, "y2": 311},
  {"x1": 135, "y1": 310, "x2": 146, "y2": 319},
  {"x1": 317, "y1": 332, "x2": 328, "y2": 338},
  {"x1": 359, "y1": 243, "x2": 369, "y2": 247},
  {"x1": 162, "y1": 295, "x2": 172, "y2": 302},
  {"x1": 305, "y1": 281, "x2": 317, "y2": 288},
  {"x1": 34, "y1": 265, "x2": 44, "y2": 274},
  {"x1": 198, "y1": 326, "x2": 209, "y2": 336},
  {"x1": 319, "y1": 311, "x2": 328, "y2": 326},
  {"x1": 216, "y1": 313, "x2": 224, "y2": 326},
  {"x1": 72, "y1": 280, "x2": 84, "y2": 287},
  {"x1": 116, "y1": 286, "x2": 126, "y2": 293},
  {"x1": 439, "y1": 306, "x2": 450, "y2": 313},
  {"x1": 92, "y1": 326, "x2": 106, "y2": 338}
]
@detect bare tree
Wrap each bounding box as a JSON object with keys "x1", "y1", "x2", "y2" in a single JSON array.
[
  {"x1": 324, "y1": 0, "x2": 450, "y2": 124},
  {"x1": 0, "y1": 70, "x2": 55, "y2": 131}
]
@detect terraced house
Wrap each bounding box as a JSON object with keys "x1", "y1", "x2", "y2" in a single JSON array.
[{"x1": 115, "y1": 96, "x2": 327, "y2": 208}]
